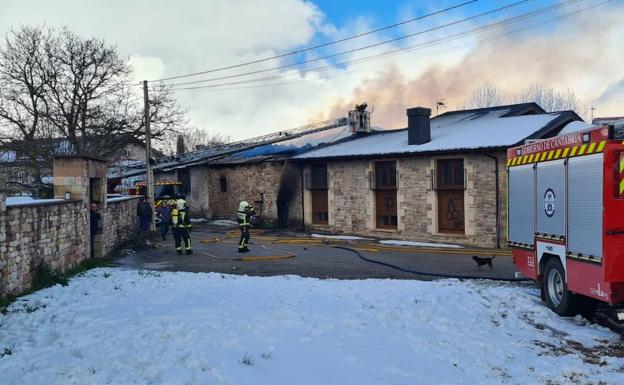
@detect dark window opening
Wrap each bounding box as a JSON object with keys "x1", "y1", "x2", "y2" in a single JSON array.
[
  {"x1": 437, "y1": 158, "x2": 464, "y2": 190},
  {"x1": 178, "y1": 168, "x2": 191, "y2": 194},
  {"x1": 219, "y1": 176, "x2": 227, "y2": 193},
  {"x1": 310, "y1": 164, "x2": 328, "y2": 190},
  {"x1": 375, "y1": 161, "x2": 397, "y2": 190}
]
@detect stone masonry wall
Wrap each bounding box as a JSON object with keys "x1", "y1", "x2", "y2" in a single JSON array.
[
  {"x1": 0, "y1": 196, "x2": 141, "y2": 299},
  {"x1": 187, "y1": 166, "x2": 210, "y2": 218},
  {"x1": 303, "y1": 151, "x2": 507, "y2": 248},
  {"x1": 102, "y1": 197, "x2": 140, "y2": 256},
  {"x1": 199, "y1": 161, "x2": 302, "y2": 227},
  {"x1": 0, "y1": 199, "x2": 88, "y2": 297}
]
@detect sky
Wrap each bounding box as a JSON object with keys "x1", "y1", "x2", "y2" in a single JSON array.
[{"x1": 0, "y1": 0, "x2": 622, "y2": 142}]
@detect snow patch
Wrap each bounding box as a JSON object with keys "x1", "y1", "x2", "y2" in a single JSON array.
[
  {"x1": 106, "y1": 196, "x2": 137, "y2": 203},
  {"x1": 208, "y1": 219, "x2": 238, "y2": 226},
  {"x1": 379, "y1": 240, "x2": 463, "y2": 248},
  {"x1": 311, "y1": 234, "x2": 371, "y2": 240},
  {"x1": 5, "y1": 197, "x2": 64, "y2": 206}
]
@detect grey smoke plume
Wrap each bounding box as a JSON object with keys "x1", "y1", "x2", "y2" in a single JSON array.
[{"x1": 318, "y1": 4, "x2": 624, "y2": 128}]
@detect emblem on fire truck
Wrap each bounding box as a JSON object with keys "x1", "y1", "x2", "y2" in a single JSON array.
[{"x1": 543, "y1": 188, "x2": 556, "y2": 217}]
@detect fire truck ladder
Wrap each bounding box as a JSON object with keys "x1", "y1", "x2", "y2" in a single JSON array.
[{"x1": 109, "y1": 117, "x2": 348, "y2": 179}]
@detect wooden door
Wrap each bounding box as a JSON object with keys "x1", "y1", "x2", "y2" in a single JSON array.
[
  {"x1": 375, "y1": 161, "x2": 397, "y2": 229},
  {"x1": 437, "y1": 159, "x2": 465, "y2": 233}
]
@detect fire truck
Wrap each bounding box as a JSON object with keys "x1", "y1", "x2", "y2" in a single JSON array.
[
  {"x1": 507, "y1": 125, "x2": 624, "y2": 317},
  {"x1": 131, "y1": 181, "x2": 186, "y2": 208}
]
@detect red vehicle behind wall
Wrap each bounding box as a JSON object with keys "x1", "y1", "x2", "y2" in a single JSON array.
[{"x1": 507, "y1": 126, "x2": 624, "y2": 316}]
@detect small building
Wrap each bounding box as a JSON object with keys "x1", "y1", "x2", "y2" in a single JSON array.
[{"x1": 292, "y1": 103, "x2": 582, "y2": 248}]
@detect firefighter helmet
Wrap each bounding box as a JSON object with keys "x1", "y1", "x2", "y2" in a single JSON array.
[
  {"x1": 239, "y1": 201, "x2": 250, "y2": 211},
  {"x1": 176, "y1": 199, "x2": 186, "y2": 210}
]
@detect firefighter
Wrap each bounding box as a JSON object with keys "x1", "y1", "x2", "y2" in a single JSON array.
[
  {"x1": 171, "y1": 198, "x2": 193, "y2": 255},
  {"x1": 237, "y1": 200, "x2": 256, "y2": 253}
]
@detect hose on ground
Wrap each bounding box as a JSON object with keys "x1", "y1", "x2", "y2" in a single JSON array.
[
  {"x1": 199, "y1": 243, "x2": 295, "y2": 262},
  {"x1": 333, "y1": 245, "x2": 530, "y2": 282}
]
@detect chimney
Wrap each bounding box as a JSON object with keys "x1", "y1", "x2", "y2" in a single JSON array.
[{"x1": 407, "y1": 107, "x2": 431, "y2": 145}]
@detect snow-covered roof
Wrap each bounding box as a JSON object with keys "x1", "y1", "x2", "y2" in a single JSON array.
[
  {"x1": 557, "y1": 121, "x2": 594, "y2": 136},
  {"x1": 295, "y1": 110, "x2": 575, "y2": 160}
]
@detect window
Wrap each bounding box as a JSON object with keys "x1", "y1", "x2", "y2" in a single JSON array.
[
  {"x1": 178, "y1": 168, "x2": 191, "y2": 193},
  {"x1": 219, "y1": 176, "x2": 227, "y2": 193},
  {"x1": 374, "y1": 161, "x2": 398, "y2": 229},
  {"x1": 310, "y1": 164, "x2": 328, "y2": 224},
  {"x1": 436, "y1": 159, "x2": 465, "y2": 233},
  {"x1": 375, "y1": 161, "x2": 397, "y2": 190},
  {"x1": 310, "y1": 164, "x2": 328, "y2": 189}
]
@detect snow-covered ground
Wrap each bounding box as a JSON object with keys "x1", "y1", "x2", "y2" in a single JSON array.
[
  {"x1": 379, "y1": 239, "x2": 463, "y2": 248},
  {"x1": 1, "y1": 270, "x2": 622, "y2": 385}
]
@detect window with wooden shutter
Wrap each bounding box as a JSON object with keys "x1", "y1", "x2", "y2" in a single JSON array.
[
  {"x1": 374, "y1": 161, "x2": 398, "y2": 229},
  {"x1": 310, "y1": 164, "x2": 329, "y2": 224},
  {"x1": 436, "y1": 159, "x2": 465, "y2": 233}
]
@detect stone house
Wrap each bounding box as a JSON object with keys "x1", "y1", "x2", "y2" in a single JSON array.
[
  {"x1": 111, "y1": 102, "x2": 584, "y2": 248},
  {"x1": 292, "y1": 103, "x2": 582, "y2": 248},
  {"x1": 148, "y1": 124, "x2": 354, "y2": 226}
]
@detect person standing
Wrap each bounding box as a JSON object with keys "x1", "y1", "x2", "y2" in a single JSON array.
[
  {"x1": 156, "y1": 201, "x2": 172, "y2": 240},
  {"x1": 171, "y1": 199, "x2": 193, "y2": 255},
  {"x1": 237, "y1": 200, "x2": 256, "y2": 253},
  {"x1": 89, "y1": 203, "x2": 101, "y2": 258},
  {"x1": 136, "y1": 197, "x2": 152, "y2": 233}
]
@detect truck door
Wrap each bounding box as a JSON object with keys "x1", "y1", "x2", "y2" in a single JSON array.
[{"x1": 603, "y1": 146, "x2": 624, "y2": 282}]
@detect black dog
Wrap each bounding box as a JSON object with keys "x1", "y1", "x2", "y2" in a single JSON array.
[{"x1": 473, "y1": 255, "x2": 495, "y2": 271}]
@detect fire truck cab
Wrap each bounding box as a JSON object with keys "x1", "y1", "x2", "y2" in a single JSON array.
[
  {"x1": 133, "y1": 181, "x2": 186, "y2": 208},
  {"x1": 507, "y1": 125, "x2": 624, "y2": 316}
]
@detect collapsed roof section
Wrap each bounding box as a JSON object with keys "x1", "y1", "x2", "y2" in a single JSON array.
[{"x1": 108, "y1": 117, "x2": 350, "y2": 179}]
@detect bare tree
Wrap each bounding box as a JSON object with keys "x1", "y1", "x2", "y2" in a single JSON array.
[
  {"x1": 515, "y1": 82, "x2": 581, "y2": 113},
  {"x1": 0, "y1": 27, "x2": 51, "y2": 195},
  {"x1": 461, "y1": 82, "x2": 507, "y2": 109},
  {"x1": 0, "y1": 26, "x2": 186, "y2": 195},
  {"x1": 462, "y1": 81, "x2": 586, "y2": 118},
  {"x1": 161, "y1": 126, "x2": 230, "y2": 155}
]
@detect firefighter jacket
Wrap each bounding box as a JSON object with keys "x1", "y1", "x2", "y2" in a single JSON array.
[
  {"x1": 237, "y1": 207, "x2": 256, "y2": 227},
  {"x1": 171, "y1": 208, "x2": 192, "y2": 229}
]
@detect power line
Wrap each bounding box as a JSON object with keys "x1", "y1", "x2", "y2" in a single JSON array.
[
  {"x1": 162, "y1": 0, "x2": 536, "y2": 88},
  {"x1": 169, "y1": 0, "x2": 593, "y2": 92},
  {"x1": 152, "y1": 0, "x2": 480, "y2": 82}
]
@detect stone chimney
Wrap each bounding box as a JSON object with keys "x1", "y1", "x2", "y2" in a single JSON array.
[{"x1": 407, "y1": 107, "x2": 431, "y2": 145}]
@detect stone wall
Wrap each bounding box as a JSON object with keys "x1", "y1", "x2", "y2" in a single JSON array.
[
  {"x1": 0, "y1": 199, "x2": 88, "y2": 297},
  {"x1": 186, "y1": 161, "x2": 303, "y2": 227},
  {"x1": 302, "y1": 151, "x2": 507, "y2": 248},
  {"x1": 187, "y1": 166, "x2": 210, "y2": 218},
  {"x1": 102, "y1": 197, "x2": 140, "y2": 255}
]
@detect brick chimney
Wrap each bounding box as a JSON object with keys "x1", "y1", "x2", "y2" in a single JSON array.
[{"x1": 407, "y1": 107, "x2": 431, "y2": 145}]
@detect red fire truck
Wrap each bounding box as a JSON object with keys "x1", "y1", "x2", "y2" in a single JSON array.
[{"x1": 507, "y1": 125, "x2": 624, "y2": 317}]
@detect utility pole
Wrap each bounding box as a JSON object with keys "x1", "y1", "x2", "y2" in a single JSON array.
[{"x1": 143, "y1": 80, "x2": 156, "y2": 231}]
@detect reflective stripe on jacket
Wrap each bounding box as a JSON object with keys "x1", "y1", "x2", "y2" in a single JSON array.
[{"x1": 237, "y1": 207, "x2": 255, "y2": 226}]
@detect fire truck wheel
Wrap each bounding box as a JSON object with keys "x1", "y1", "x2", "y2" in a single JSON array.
[{"x1": 543, "y1": 258, "x2": 579, "y2": 317}]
